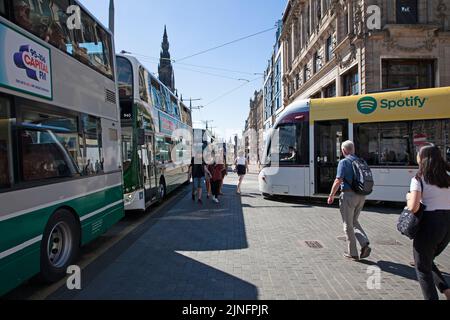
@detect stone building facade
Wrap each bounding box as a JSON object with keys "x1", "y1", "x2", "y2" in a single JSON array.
[
  {"x1": 243, "y1": 90, "x2": 264, "y2": 165},
  {"x1": 281, "y1": 0, "x2": 450, "y2": 105},
  {"x1": 263, "y1": 21, "x2": 284, "y2": 133}
]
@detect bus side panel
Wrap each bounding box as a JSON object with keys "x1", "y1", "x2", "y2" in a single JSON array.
[
  {"x1": 0, "y1": 242, "x2": 40, "y2": 296},
  {"x1": 368, "y1": 168, "x2": 416, "y2": 202}
]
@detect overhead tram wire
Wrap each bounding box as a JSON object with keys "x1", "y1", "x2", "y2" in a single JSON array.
[
  {"x1": 204, "y1": 77, "x2": 263, "y2": 107},
  {"x1": 136, "y1": 57, "x2": 251, "y2": 82},
  {"x1": 130, "y1": 54, "x2": 257, "y2": 76},
  {"x1": 121, "y1": 25, "x2": 277, "y2": 76},
  {"x1": 175, "y1": 26, "x2": 277, "y2": 63}
]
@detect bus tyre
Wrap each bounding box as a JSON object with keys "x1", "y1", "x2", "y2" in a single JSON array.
[{"x1": 40, "y1": 209, "x2": 80, "y2": 283}]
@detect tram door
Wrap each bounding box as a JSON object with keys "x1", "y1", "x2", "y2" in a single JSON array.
[
  {"x1": 314, "y1": 120, "x2": 348, "y2": 194},
  {"x1": 144, "y1": 134, "x2": 158, "y2": 204}
]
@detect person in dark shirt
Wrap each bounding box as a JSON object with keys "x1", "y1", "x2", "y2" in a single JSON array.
[{"x1": 190, "y1": 152, "x2": 210, "y2": 205}]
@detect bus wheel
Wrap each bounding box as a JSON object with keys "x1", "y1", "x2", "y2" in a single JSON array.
[
  {"x1": 40, "y1": 209, "x2": 80, "y2": 283},
  {"x1": 159, "y1": 180, "x2": 166, "y2": 202}
]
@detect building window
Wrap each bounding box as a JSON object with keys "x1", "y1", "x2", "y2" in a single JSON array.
[
  {"x1": 311, "y1": 92, "x2": 321, "y2": 99},
  {"x1": 326, "y1": 36, "x2": 333, "y2": 62},
  {"x1": 313, "y1": 52, "x2": 321, "y2": 73},
  {"x1": 303, "y1": 65, "x2": 308, "y2": 83},
  {"x1": 343, "y1": 68, "x2": 359, "y2": 96},
  {"x1": 324, "y1": 81, "x2": 336, "y2": 98},
  {"x1": 382, "y1": 59, "x2": 435, "y2": 90},
  {"x1": 396, "y1": 0, "x2": 418, "y2": 24}
]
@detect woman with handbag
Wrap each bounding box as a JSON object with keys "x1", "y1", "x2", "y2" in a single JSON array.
[{"x1": 406, "y1": 145, "x2": 450, "y2": 300}]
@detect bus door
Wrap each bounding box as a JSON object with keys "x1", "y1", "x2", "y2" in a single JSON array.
[
  {"x1": 144, "y1": 134, "x2": 158, "y2": 204},
  {"x1": 314, "y1": 120, "x2": 348, "y2": 195}
]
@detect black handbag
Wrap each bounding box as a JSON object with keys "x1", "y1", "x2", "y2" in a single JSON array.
[{"x1": 397, "y1": 178, "x2": 426, "y2": 240}]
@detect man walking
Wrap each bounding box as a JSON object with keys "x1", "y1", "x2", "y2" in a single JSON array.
[
  {"x1": 328, "y1": 141, "x2": 372, "y2": 261},
  {"x1": 190, "y1": 151, "x2": 210, "y2": 205}
]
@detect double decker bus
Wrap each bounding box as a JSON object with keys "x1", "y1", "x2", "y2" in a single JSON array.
[
  {"x1": 259, "y1": 87, "x2": 450, "y2": 202},
  {"x1": 117, "y1": 54, "x2": 192, "y2": 212},
  {"x1": 0, "y1": 0, "x2": 123, "y2": 296}
]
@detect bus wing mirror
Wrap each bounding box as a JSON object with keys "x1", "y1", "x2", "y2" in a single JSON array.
[{"x1": 137, "y1": 129, "x2": 145, "y2": 145}]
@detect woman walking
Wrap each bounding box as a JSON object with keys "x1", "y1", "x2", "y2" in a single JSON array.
[
  {"x1": 235, "y1": 152, "x2": 248, "y2": 194},
  {"x1": 209, "y1": 156, "x2": 226, "y2": 204},
  {"x1": 407, "y1": 145, "x2": 450, "y2": 300}
]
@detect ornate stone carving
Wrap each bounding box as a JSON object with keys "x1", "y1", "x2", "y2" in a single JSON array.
[
  {"x1": 437, "y1": 0, "x2": 448, "y2": 28},
  {"x1": 336, "y1": 44, "x2": 357, "y2": 68},
  {"x1": 384, "y1": 35, "x2": 437, "y2": 52}
]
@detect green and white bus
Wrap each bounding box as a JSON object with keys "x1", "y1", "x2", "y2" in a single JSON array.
[
  {"x1": 0, "y1": 0, "x2": 123, "y2": 296},
  {"x1": 117, "y1": 54, "x2": 193, "y2": 211}
]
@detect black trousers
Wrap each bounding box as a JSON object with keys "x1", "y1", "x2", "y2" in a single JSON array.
[
  {"x1": 413, "y1": 211, "x2": 450, "y2": 300},
  {"x1": 211, "y1": 180, "x2": 221, "y2": 197}
]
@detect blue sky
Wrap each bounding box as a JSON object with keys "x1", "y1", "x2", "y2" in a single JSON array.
[{"x1": 79, "y1": 0, "x2": 286, "y2": 140}]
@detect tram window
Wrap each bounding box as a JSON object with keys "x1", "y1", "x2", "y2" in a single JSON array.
[
  {"x1": 271, "y1": 122, "x2": 309, "y2": 166},
  {"x1": 356, "y1": 120, "x2": 450, "y2": 167},
  {"x1": 0, "y1": 97, "x2": 13, "y2": 189},
  {"x1": 356, "y1": 122, "x2": 410, "y2": 166},
  {"x1": 411, "y1": 120, "x2": 450, "y2": 164},
  {"x1": 82, "y1": 115, "x2": 103, "y2": 176},
  {"x1": 13, "y1": 0, "x2": 72, "y2": 52}
]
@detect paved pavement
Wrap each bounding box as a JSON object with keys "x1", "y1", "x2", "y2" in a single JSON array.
[{"x1": 48, "y1": 173, "x2": 449, "y2": 300}]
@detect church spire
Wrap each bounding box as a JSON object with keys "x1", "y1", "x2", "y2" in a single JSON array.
[{"x1": 158, "y1": 26, "x2": 175, "y2": 92}]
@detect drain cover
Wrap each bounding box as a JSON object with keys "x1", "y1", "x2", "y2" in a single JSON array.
[{"x1": 305, "y1": 241, "x2": 324, "y2": 249}]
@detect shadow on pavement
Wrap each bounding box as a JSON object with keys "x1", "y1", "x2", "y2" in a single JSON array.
[
  {"x1": 47, "y1": 181, "x2": 258, "y2": 300},
  {"x1": 359, "y1": 260, "x2": 450, "y2": 284}
]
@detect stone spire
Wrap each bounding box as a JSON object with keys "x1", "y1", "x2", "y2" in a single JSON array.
[{"x1": 158, "y1": 26, "x2": 175, "y2": 92}]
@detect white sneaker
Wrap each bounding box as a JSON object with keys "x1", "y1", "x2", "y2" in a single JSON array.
[{"x1": 213, "y1": 197, "x2": 219, "y2": 204}]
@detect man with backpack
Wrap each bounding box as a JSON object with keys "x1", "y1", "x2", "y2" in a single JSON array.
[{"x1": 328, "y1": 140, "x2": 374, "y2": 261}]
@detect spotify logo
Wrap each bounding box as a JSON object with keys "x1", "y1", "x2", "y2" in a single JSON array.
[{"x1": 357, "y1": 97, "x2": 378, "y2": 115}]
